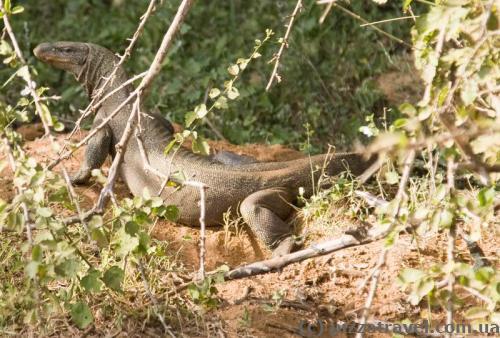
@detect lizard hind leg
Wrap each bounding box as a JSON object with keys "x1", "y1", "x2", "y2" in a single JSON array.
[{"x1": 239, "y1": 187, "x2": 297, "y2": 257}]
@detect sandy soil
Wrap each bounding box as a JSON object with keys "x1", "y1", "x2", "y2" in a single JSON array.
[{"x1": 1, "y1": 124, "x2": 498, "y2": 338}]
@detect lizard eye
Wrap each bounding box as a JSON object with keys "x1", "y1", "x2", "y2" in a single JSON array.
[{"x1": 62, "y1": 47, "x2": 73, "y2": 53}]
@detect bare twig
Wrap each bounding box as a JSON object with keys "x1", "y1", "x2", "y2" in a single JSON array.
[
  {"x1": 316, "y1": 1, "x2": 412, "y2": 48},
  {"x1": 225, "y1": 223, "x2": 389, "y2": 280},
  {"x1": 318, "y1": 0, "x2": 335, "y2": 24},
  {"x1": 135, "y1": 117, "x2": 209, "y2": 279},
  {"x1": 202, "y1": 85, "x2": 226, "y2": 141},
  {"x1": 356, "y1": 248, "x2": 388, "y2": 338},
  {"x1": 196, "y1": 182, "x2": 208, "y2": 279},
  {"x1": 1, "y1": 0, "x2": 86, "y2": 229},
  {"x1": 65, "y1": 71, "x2": 147, "y2": 141},
  {"x1": 360, "y1": 16, "x2": 419, "y2": 27},
  {"x1": 1, "y1": 138, "x2": 32, "y2": 241},
  {"x1": 61, "y1": 0, "x2": 157, "y2": 146},
  {"x1": 137, "y1": 260, "x2": 176, "y2": 338},
  {"x1": 265, "y1": 0, "x2": 302, "y2": 91},
  {"x1": 48, "y1": 92, "x2": 137, "y2": 170},
  {"x1": 355, "y1": 150, "x2": 415, "y2": 338},
  {"x1": 433, "y1": 3, "x2": 496, "y2": 184},
  {"x1": 96, "y1": 98, "x2": 140, "y2": 210},
  {"x1": 445, "y1": 157, "x2": 456, "y2": 338}
]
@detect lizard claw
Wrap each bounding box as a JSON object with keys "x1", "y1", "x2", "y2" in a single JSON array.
[{"x1": 70, "y1": 169, "x2": 91, "y2": 185}]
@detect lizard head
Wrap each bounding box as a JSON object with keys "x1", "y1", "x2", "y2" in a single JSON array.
[
  {"x1": 33, "y1": 42, "x2": 89, "y2": 75},
  {"x1": 34, "y1": 41, "x2": 129, "y2": 98}
]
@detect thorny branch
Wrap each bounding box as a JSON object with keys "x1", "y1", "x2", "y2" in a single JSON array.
[
  {"x1": 0, "y1": 0, "x2": 87, "y2": 230},
  {"x1": 434, "y1": 2, "x2": 497, "y2": 185},
  {"x1": 135, "y1": 116, "x2": 209, "y2": 280},
  {"x1": 316, "y1": 0, "x2": 412, "y2": 48},
  {"x1": 265, "y1": 0, "x2": 302, "y2": 91},
  {"x1": 444, "y1": 157, "x2": 456, "y2": 338},
  {"x1": 355, "y1": 149, "x2": 415, "y2": 338},
  {"x1": 137, "y1": 260, "x2": 176, "y2": 338},
  {"x1": 55, "y1": 0, "x2": 158, "y2": 161}
]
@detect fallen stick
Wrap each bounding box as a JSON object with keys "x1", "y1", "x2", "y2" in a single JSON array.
[{"x1": 225, "y1": 223, "x2": 386, "y2": 280}]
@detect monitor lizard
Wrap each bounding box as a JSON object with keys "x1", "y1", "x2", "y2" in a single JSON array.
[{"x1": 34, "y1": 41, "x2": 374, "y2": 256}]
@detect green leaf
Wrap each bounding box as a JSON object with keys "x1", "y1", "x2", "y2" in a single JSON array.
[
  {"x1": 114, "y1": 228, "x2": 139, "y2": 257},
  {"x1": 0, "y1": 40, "x2": 12, "y2": 55},
  {"x1": 237, "y1": 58, "x2": 249, "y2": 70},
  {"x1": 102, "y1": 266, "x2": 124, "y2": 292},
  {"x1": 165, "y1": 205, "x2": 179, "y2": 222},
  {"x1": 214, "y1": 96, "x2": 228, "y2": 110},
  {"x1": 460, "y1": 79, "x2": 478, "y2": 105},
  {"x1": 398, "y1": 268, "x2": 425, "y2": 284},
  {"x1": 81, "y1": 270, "x2": 103, "y2": 293},
  {"x1": 474, "y1": 267, "x2": 494, "y2": 283},
  {"x1": 16, "y1": 65, "x2": 30, "y2": 83},
  {"x1": 125, "y1": 221, "x2": 139, "y2": 236},
  {"x1": 11, "y1": 5, "x2": 23, "y2": 14},
  {"x1": 188, "y1": 284, "x2": 200, "y2": 300},
  {"x1": 136, "y1": 232, "x2": 150, "y2": 255},
  {"x1": 184, "y1": 111, "x2": 197, "y2": 128},
  {"x1": 438, "y1": 209, "x2": 454, "y2": 229},
  {"x1": 55, "y1": 258, "x2": 80, "y2": 278},
  {"x1": 209, "y1": 88, "x2": 221, "y2": 99},
  {"x1": 399, "y1": 103, "x2": 416, "y2": 117},
  {"x1": 170, "y1": 170, "x2": 186, "y2": 184},
  {"x1": 437, "y1": 86, "x2": 449, "y2": 106},
  {"x1": 4, "y1": 0, "x2": 11, "y2": 12},
  {"x1": 91, "y1": 169, "x2": 107, "y2": 185},
  {"x1": 433, "y1": 185, "x2": 447, "y2": 203},
  {"x1": 37, "y1": 207, "x2": 53, "y2": 218},
  {"x1": 478, "y1": 187, "x2": 495, "y2": 207},
  {"x1": 54, "y1": 121, "x2": 65, "y2": 132},
  {"x1": 163, "y1": 138, "x2": 177, "y2": 155},
  {"x1": 403, "y1": 0, "x2": 413, "y2": 12},
  {"x1": 192, "y1": 136, "x2": 210, "y2": 155},
  {"x1": 91, "y1": 228, "x2": 108, "y2": 248},
  {"x1": 227, "y1": 87, "x2": 239, "y2": 100},
  {"x1": 88, "y1": 215, "x2": 103, "y2": 229},
  {"x1": 70, "y1": 302, "x2": 93, "y2": 329},
  {"x1": 227, "y1": 64, "x2": 239, "y2": 76},
  {"x1": 194, "y1": 104, "x2": 208, "y2": 119},
  {"x1": 385, "y1": 171, "x2": 400, "y2": 185},
  {"x1": 31, "y1": 244, "x2": 42, "y2": 262},
  {"x1": 416, "y1": 279, "x2": 434, "y2": 299},
  {"x1": 150, "y1": 196, "x2": 163, "y2": 208},
  {"x1": 25, "y1": 261, "x2": 39, "y2": 279}
]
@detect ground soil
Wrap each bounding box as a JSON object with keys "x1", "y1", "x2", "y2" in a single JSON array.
[{"x1": 1, "y1": 124, "x2": 498, "y2": 338}]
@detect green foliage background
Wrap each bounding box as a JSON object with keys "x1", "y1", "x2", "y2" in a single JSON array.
[
  {"x1": 1, "y1": 0, "x2": 498, "y2": 334},
  {"x1": 3, "y1": 0, "x2": 411, "y2": 148}
]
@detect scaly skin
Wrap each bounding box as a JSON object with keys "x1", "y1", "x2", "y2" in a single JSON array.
[{"x1": 34, "y1": 42, "x2": 374, "y2": 256}]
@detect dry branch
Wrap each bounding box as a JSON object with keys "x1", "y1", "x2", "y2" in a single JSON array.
[
  {"x1": 225, "y1": 223, "x2": 385, "y2": 280},
  {"x1": 58, "y1": 0, "x2": 158, "y2": 159},
  {"x1": 1, "y1": 0, "x2": 87, "y2": 231},
  {"x1": 355, "y1": 149, "x2": 415, "y2": 338},
  {"x1": 94, "y1": 0, "x2": 194, "y2": 211},
  {"x1": 316, "y1": 1, "x2": 412, "y2": 48},
  {"x1": 265, "y1": 0, "x2": 302, "y2": 91}
]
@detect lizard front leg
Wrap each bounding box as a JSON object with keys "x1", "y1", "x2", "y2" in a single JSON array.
[
  {"x1": 71, "y1": 123, "x2": 112, "y2": 185},
  {"x1": 240, "y1": 187, "x2": 297, "y2": 257}
]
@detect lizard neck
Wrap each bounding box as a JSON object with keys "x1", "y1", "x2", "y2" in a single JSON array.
[
  {"x1": 76, "y1": 44, "x2": 133, "y2": 102},
  {"x1": 76, "y1": 44, "x2": 135, "y2": 141}
]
